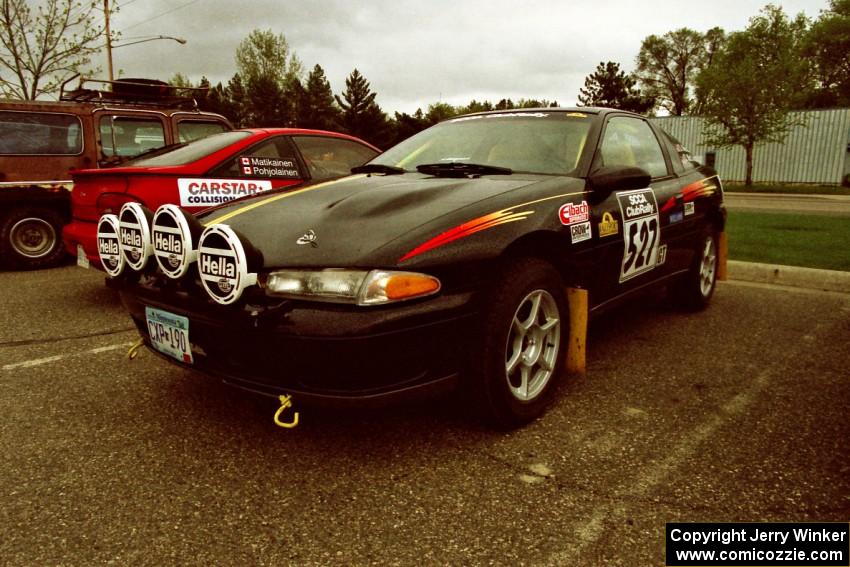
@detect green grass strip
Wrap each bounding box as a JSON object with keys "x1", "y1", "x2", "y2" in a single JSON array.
[
  {"x1": 726, "y1": 211, "x2": 850, "y2": 272},
  {"x1": 724, "y1": 183, "x2": 850, "y2": 196}
]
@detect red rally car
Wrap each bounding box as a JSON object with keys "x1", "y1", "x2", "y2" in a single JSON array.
[{"x1": 63, "y1": 128, "x2": 379, "y2": 268}]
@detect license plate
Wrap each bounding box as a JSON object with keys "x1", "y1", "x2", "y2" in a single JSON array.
[
  {"x1": 145, "y1": 307, "x2": 194, "y2": 364},
  {"x1": 76, "y1": 244, "x2": 90, "y2": 269}
]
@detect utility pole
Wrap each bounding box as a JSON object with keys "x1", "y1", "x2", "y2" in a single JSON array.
[{"x1": 104, "y1": 0, "x2": 114, "y2": 82}]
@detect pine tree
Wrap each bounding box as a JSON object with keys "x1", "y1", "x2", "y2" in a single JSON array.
[
  {"x1": 578, "y1": 61, "x2": 654, "y2": 114},
  {"x1": 225, "y1": 73, "x2": 248, "y2": 128},
  {"x1": 335, "y1": 69, "x2": 388, "y2": 146},
  {"x1": 298, "y1": 64, "x2": 340, "y2": 130},
  {"x1": 389, "y1": 109, "x2": 429, "y2": 146}
]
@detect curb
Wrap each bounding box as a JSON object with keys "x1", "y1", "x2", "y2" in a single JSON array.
[{"x1": 727, "y1": 260, "x2": 850, "y2": 294}]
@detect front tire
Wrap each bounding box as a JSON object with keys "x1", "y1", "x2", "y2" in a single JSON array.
[
  {"x1": 0, "y1": 207, "x2": 67, "y2": 270},
  {"x1": 670, "y1": 231, "x2": 718, "y2": 310},
  {"x1": 471, "y1": 257, "x2": 568, "y2": 429}
]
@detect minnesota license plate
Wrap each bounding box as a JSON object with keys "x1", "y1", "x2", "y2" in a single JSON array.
[{"x1": 145, "y1": 307, "x2": 193, "y2": 364}]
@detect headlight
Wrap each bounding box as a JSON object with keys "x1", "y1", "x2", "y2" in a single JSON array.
[{"x1": 264, "y1": 269, "x2": 441, "y2": 305}]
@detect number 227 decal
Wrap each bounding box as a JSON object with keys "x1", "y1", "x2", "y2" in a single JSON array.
[{"x1": 616, "y1": 188, "x2": 660, "y2": 282}]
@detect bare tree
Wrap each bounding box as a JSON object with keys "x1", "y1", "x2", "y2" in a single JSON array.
[{"x1": 0, "y1": 0, "x2": 110, "y2": 100}]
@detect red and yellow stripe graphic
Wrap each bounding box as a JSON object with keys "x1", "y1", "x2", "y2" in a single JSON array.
[
  {"x1": 399, "y1": 208, "x2": 534, "y2": 262},
  {"x1": 660, "y1": 176, "x2": 719, "y2": 213},
  {"x1": 398, "y1": 190, "x2": 586, "y2": 263}
]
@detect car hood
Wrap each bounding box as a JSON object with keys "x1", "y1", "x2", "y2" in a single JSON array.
[{"x1": 201, "y1": 173, "x2": 572, "y2": 268}]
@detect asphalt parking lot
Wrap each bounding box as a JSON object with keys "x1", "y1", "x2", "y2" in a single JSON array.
[{"x1": 1, "y1": 266, "x2": 848, "y2": 566}]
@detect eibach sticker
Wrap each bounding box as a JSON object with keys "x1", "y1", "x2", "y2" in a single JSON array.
[
  {"x1": 177, "y1": 178, "x2": 273, "y2": 207},
  {"x1": 559, "y1": 201, "x2": 589, "y2": 225},
  {"x1": 239, "y1": 156, "x2": 301, "y2": 179},
  {"x1": 617, "y1": 189, "x2": 660, "y2": 282}
]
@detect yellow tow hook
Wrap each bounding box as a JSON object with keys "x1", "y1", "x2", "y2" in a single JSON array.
[
  {"x1": 127, "y1": 338, "x2": 145, "y2": 360},
  {"x1": 273, "y1": 394, "x2": 299, "y2": 429}
]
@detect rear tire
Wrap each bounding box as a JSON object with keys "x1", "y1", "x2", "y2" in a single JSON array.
[
  {"x1": 669, "y1": 231, "x2": 718, "y2": 311},
  {"x1": 470, "y1": 257, "x2": 568, "y2": 429},
  {"x1": 0, "y1": 207, "x2": 67, "y2": 270}
]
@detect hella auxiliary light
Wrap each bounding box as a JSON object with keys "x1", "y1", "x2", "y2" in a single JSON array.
[
  {"x1": 151, "y1": 204, "x2": 202, "y2": 279},
  {"x1": 264, "y1": 269, "x2": 441, "y2": 305},
  {"x1": 96, "y1": 213, "x2": 124, "y2": 277},
  {"x1": 197, "y1": 224, "x2": 258, "y2": 305},
  {"x1": 118, "y1": 202, "x2": 154, "y2": 271}
]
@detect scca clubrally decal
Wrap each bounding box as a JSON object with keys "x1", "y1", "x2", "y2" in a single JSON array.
[
  {"x1": 617, "y1": 188, "x2": 660, "y2": 282},
  {"x1": 178, "y1": 178, "x2": 273, "y2": 207}
]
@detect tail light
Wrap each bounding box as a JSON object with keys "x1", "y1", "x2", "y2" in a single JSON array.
[{"x1": 96, "y1": 193, "x2": 138, "y2": 215}]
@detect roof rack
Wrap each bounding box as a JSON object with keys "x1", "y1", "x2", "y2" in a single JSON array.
[{"x1": 59, "y1": 75, "x2": 207, "y2": 109}]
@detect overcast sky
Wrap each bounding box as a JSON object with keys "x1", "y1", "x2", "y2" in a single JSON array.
[{"x1": 95, "y1": 0, "x2": 830, "y2": 114}]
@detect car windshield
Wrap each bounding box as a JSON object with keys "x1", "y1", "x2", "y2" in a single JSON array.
[
  {"x1": 371, "y1": 112, "x2": 592, "y2": 175},
  {"x1": 128, "y1": 130, "x2": 252, "y2": 167}
]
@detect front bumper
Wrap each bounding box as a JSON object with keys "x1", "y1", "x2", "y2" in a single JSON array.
[{"x1": 117, "y1": 279, "x2": 480, "y2": 407}]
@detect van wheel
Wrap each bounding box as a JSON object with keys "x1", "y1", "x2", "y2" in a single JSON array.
[{"x1": 0, "y1": 207, "x2": 67, "y2": 270}]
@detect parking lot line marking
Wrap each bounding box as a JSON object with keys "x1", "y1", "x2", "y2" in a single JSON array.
[
  {"x1": 3, "y1": 355, "x2": 64, "y2": 370},
  {"x1": 1, "y1": 341, "x2": 135, "y2": 371},
  {"x1": 543, "y1": 316, "x2": 832, "y2": 566},
  {"x1": 89, "y1": 343, "x2": 132, "y2": 354}
]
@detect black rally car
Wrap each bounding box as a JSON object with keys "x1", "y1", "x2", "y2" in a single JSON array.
[{"x1": 104, "y1": 108, "x2": 725, "y2": 428}]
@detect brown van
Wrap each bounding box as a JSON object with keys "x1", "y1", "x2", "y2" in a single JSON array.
[{"x1": 0, "y1": 78, "x2": 231, "y2": 269}]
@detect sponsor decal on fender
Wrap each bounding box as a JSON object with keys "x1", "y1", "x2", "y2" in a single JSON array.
[
  {"x1": 657, "y1": 244, "x2": 668, "y2": 266},
  {"x1": 177, "y1": 178, "x2": 273, "y2": 207},
  {"x1": 684, "y1": 202, "x2": 695, "y2": 216},
  {"x1": 598, "y1": 211, "x2": 619, "y2": 237},
  {"x1": 570, "y1": 221, "x2": 592, "y2": 244},
  {"x1": 669, "y1": 210, "x2": 684, "y2": 224},
  {"x1": 559, "y1": 200, "x2": 590, "y2": 225}
]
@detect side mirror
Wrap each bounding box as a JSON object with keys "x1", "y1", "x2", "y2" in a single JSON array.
[{"x1": 588, "y1": 166, "x2": 651, "y2": 200}]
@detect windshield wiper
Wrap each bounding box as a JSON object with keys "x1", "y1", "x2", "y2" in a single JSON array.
[
  {"x1": 416, "y1": 162, "x2": 513, "y2": 178},
  {"x1": 351, "y1": 163, "x2": 405, "y2": 175}
]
